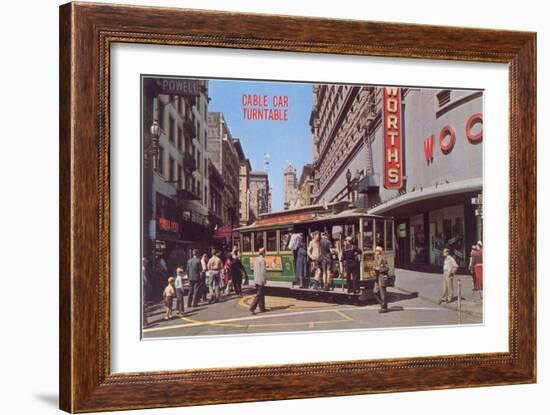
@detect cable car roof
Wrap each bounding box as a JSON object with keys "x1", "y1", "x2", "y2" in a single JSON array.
[{"x1": 235, "y1": 205, "x2": 393, "y2": 232}]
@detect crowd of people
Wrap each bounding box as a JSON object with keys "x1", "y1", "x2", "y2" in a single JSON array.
[
  {"x1": 288, "y1": 230, "x2": 363, "y2": 293},
  {"x1": 288, "y1": 230, "x2": 390, "y2": 312},
  {"x1": 144, "y1": 232, "x2": 480, "y2": 321},
  {"x1": 144, "y1": 245, "x2": 250, "y2": 321}
]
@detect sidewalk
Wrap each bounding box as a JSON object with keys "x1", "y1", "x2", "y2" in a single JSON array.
[{"x1": 393, "y1": 268, "x2": 483, "y2": 318}]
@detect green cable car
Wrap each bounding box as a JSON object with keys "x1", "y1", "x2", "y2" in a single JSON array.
[{"x1": 235, "y1": 201, "x2": 396, "y2": 293}]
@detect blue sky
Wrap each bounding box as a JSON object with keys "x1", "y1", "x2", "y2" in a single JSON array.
[{"x1": 208, "y1": 79, "x2": 313, "y2": 211}]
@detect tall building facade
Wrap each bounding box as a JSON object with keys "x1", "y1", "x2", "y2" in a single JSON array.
[
  {"x1": 249, "y1": 171, "x2": 271, "y2": 221},
  {"x1": 283, "y1": 164, "x2": 299, "y2": 210},
  {"x1": 207, "y1": 112, "x2": 240, "y2": 229},
  {"x1": 142, "y1": 77, "x2": 211, "y2": 267},
  {"x1": 310, "y1": 84, "x2": 377, "y2": 205},
  {"x1": 310, "y1": 85, "x2": 483, "y2": 270},
  {"x1": 208, "y1": 159, "x2": 224, "y2": 230},
  {"x1": 297, "y1": 163, "x2": 315, "y2": 207},
  {"x1": 233, "y1": 139, "x2": 252, "y2": 226}
]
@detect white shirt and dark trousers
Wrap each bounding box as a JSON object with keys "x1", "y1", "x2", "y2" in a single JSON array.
[
  {"x1": 441, "y1": 255, "x2": 459, "y2": 303},
  {"x1": 175, "y1": 275, "x2": 185, "y2": 313},
  {"x1": 249, "y1": 255, "x2": 267, "y2": 313}
]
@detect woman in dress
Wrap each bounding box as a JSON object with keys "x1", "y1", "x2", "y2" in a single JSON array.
[{"x1": 295, "y1": 242, "x2": 308, "y2": 288}]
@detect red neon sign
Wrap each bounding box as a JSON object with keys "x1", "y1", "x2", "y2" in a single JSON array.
[
  {"x1": 158, "y1": 217, "x2": 179, "y2": 232},
  {"x1": 383, "y1": 87, "x2": 403, "y2": 189}
]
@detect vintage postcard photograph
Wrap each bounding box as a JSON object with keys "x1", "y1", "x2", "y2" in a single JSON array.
[{"x1": 140, "y1": 76, "x2": 484, "y2": 339}]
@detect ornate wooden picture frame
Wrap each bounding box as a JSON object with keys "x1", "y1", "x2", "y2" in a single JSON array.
[{"x1": 59, "y1": 2, "x2": 536, "y2": 412}]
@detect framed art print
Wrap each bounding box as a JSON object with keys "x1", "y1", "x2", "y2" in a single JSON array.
[{"x1": 59, "y1": 2, "x2": 536, "y2": 412}]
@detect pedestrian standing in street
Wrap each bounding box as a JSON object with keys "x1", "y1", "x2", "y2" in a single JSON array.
[
  {"x1": 477, "y1": 241, "x2": 483, "y2": 259},
  {"x1": 142, "y1": 257, "x2": 149, "y2": 325},
  {"x1": 342, "y1": 237, "x2": 360, "y2": 293},
  {"x1": 250, "y1": 247, "x2": 267, "y2": 314},
  {"x1": 320, "y1": 232, "x2": 333, "y2": 290},
  {"x1": 174, "y1": 267, "x2": 185, "y2": 315},
  {"x1": 468, "y1": 245, "x2": 482, "y2": 290},
  {"x1": 474, "y1": 241, "x2": 483, "y2": 296},
  {"x1": 307, "y1": 231, "x2": 322, "y2": 288},
  {"x1": 200, "y1": 253, "x2": 209, "y2": 302},
  {"x1": 162, "y1": 277, "x2": 175, "y2": 320},
  {"x1": 440, "y1": 248, "x2": 459, "y2": 304},
  {"x1": 153, "y1": 255, "x2": 168, "y2": 298},
  {"x1": 219, "y1": 251, "x2": 228, "y2": 295},
  {"x1": 223, "y1": 254, "x2": 234, "y2": 295},
  {"x1": 229, "y1": 248, "x2": 248, "y2": 297},
  {"x1": 373, "y1": 246, "x2": 389, "y2": 313},
  {"x1": 207, "y1": 250, "x2": 223, "y2": 303},
  {"x1": 295, "y1": 241, "x2": 308, "y2": 288},
  {"x1": 186, "y1": 249, "x2": 201, "y2": 308},
  {"x1": 159, "y1": 256, "x2": 168, "y2": 279}
]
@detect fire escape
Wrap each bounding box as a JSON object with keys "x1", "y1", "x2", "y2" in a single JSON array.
[{"x1": 329, "y1": 87, "x2": 381, "y2": 207}]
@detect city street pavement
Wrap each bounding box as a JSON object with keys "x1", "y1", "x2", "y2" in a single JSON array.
[
  {"x1": 393, "y1": 268, "x2": 483, "y2": 318},
  {"x1": 143, "y1": 269, "x2": 482, "y2": 338}
]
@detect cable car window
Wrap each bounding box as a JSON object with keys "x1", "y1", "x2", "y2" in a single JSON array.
[
  {"x1": 266, "y1": 231, "x2": 277, "y2": 252},
  {"x1": 280, "y1": 228, "x2": 292, "y2": 251},
  {"x1": 363, "y1": 219, "x2": 374, "y2": 251},
  {"x1": 385, "y1": 221, "x2": 393, "y2": 251},
  {"x1": 253, "y1": 232, "x2": 264, "y2": 252},
  {"x1": 242, "y1": 233, "x2": 252, "y2": 253},
  {"x1": 375, "y1": 220, "x2": 385, "y2": 249}
]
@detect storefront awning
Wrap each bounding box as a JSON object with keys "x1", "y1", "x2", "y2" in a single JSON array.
[{"x1": 368, "y1": 178, "x2": 482, "y2": 216}]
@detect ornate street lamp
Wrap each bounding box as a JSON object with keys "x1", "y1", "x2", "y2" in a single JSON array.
[{"x1": 150, "y1": 120, "x2": 161, "y2": 172}]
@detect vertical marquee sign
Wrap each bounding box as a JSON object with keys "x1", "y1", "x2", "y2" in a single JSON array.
[{"x1": 383, "y1": 87, "x2": 403, "y2": 189}]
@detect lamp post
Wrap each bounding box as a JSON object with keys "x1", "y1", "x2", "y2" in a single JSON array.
[
  {"x1": 150, "y1": 120, "x2": 161, "y2": 172},
  {"x1": 142, "y1": 118, "x2": 162, "y2": 302}
]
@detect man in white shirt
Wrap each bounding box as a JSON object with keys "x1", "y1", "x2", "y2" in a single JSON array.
[
  {"x1": 174, "y1": 267, "x2": 185, "y2": 314},
  {"x1": 440, "y1": 248, "x2": 459, "y2": 304}
]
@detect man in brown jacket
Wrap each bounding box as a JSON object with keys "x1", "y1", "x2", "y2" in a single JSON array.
[{"x1": 373, "y1": 246, "x2": 389, "y2": 313}]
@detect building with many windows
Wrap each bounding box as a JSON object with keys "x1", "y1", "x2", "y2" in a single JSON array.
[
  {"x1": 309, "y1": 84, "x2": 483, "y2": 270},
  {"x1": 297, "y1": 163, "x2": 315, "y2": 207},
  {"x1": 207, "y1": 112, "x2": 240, "y2": 230},
  {"x1": 249, "y1": 171, "x2": 271, "y2": 222},
  {"x1": 208, "y1": 159, "x2": 224, "y2": 230},
  {"x1": 309, "y1": 84, "x2": 377, "y2": 205},
  {"x1": 234, "y1": 139, "x2": 253, "y2": 226},
  {"x1": 142, "y1": 77, "x2": 211, "y2": 269},
  {"x1": 283, "y1": 163, "x2": 299, "y2": 210}
]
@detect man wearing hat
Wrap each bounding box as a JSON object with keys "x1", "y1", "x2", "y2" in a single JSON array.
[
  {"x1": 373, "y1": 246, "x2": 389, "y2": 313},
  {"x1": 320, "y1": 232, "x2": 333, "y2": 290},
  {"x1": 342, "y1": 236, "x2": 360, "y2": 293}
]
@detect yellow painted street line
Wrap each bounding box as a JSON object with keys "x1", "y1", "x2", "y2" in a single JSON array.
[
  {"x1": 143, "y1": 305, "x2": 444, "y2": 333},
  {"x1": 248, "y1": 317, "x2": 350, "y2": 328},
  {"x1": 182, "y1": 312, "x2": 352, "y2": 329},
  {"x1": 334, "y1": 309, "x2": 353, "y2": 321},
  {"x1": 143, "y1": 308, "x2": 345, "y2": 333},
  {"x1": 179, "y1": 316, "x2": 247, "y2": 329},
  {"x1": 237, "y1": 295, "x2": 337, "y2": 311}
]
